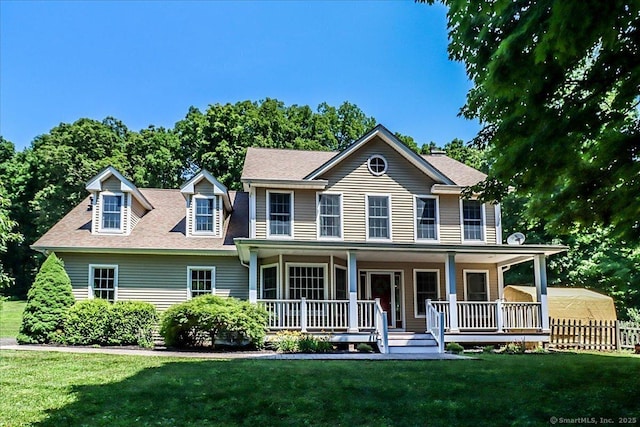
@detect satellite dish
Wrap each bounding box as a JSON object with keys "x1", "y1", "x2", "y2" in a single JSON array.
[{"x1": 507, "y1": 232, "x2": 526, "y2": 245}]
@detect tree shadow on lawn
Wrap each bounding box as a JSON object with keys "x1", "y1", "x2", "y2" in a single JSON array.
[{"x1": 34, "y1": 354, "x2": 640, "y2": 427}]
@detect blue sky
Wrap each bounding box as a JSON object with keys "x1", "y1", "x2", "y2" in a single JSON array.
[{"x1": 0, "y1": 1, "x2": 479, "y2": 151}]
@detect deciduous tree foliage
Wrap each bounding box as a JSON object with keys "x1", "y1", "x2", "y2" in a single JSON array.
[{"x1": 424, "y1": 0, "x2": 640, "y2": 241}]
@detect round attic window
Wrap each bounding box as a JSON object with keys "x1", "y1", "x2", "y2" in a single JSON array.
[{"x1": 367, "y1": 155, "x2": 387, "y2": 176}]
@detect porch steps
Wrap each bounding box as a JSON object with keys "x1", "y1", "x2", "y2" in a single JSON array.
[{"x1": 387, "y1": 332, "x2": 440, "y2": 354}]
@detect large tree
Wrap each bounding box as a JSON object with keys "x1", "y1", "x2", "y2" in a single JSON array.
[{"x1": 425, "y1": 0, "x2": 640, "y2": 241}]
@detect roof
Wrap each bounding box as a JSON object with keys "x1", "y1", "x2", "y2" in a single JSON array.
[
  {"x1": 86, "y1": 166, "x2": 153, "y2": 210},
  {"x1": 241, "y1": 147, "x2": 487, "y2": 186},
  {"x1": 32, "y1": 189, "x2": 248, "y2": 253}
]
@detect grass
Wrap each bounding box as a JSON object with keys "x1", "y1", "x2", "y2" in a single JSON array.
[
  {"x1": 0, "y1": 351, "x2": 638, "y2": 426},
  {"x1": 0, "y1": 299, "x2": 26, "y2": 338}
]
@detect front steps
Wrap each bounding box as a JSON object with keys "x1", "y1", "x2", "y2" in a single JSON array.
[{"x1": 387, "y1": 332, "x2": 440, "y2": 354}]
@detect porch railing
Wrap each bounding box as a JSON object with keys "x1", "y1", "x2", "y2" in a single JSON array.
[
  {"x1": 425, "y1": 300, "x2": 445, "y2": 353},
  {"x1": 357, "y1": 300, "x2": 376, "y2": 330},
  {"x1": 374, "y1": 299, "x2": 389, "y2": 354},
  {"x1": 458, "y1": 301, "x2": 498, "y2": 330},
  {"x1": 433, "y1": 300, "x2": 543, "y2": 332}
]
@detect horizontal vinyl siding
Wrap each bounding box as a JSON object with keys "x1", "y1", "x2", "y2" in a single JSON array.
[
  {"x1": 320, "y1": 137, "x2": 436, "y2": 243},
  {"x1": 256, "y1": 187, "x2": 266, "y2": 238},
  {"x1": 102, "y1": 176, "x2": 121, "y2": 192},
  {"x1": 130, "y1": 197, "x2": 146, "y2": 230},
  {"x1": 294, "y1": 190, "x2": 316, "y2": 240},
  {"x1": 455, "y1": 263, "x2": 499, "y2": 302},
  {"x1": 58, "y1": 252, "x2": 248, "y2": 311},
  {"x1": 439, "y1": 195, "x2": 461, "y2": 244},
  {"x1": 485, "y1": 203, "x2": 497, "y2": 244}
]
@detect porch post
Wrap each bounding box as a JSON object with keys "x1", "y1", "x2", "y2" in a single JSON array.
[
  {"x1": 446, "y1": 252, "x2": 459, "y2": 333},
  {"x1": 534, "y1": 254, "x2": 550, "y2": 332},
  {"x1": 249, "y1": 249, "x2": 258, "y2": 303},
  {"x1": 347, "y1": 250, "x2": 359, "y2": 332}
]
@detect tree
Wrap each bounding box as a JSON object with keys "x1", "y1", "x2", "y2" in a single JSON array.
[
  {"x1": 17, "y1": 253, "x2": 75, "y2": 344},
  {"x1": 0, "y1": 183, "x2": 22, "y2": 290},
  {"x1": 424, "y1": 0, "x2": 640, "y2": 241}
]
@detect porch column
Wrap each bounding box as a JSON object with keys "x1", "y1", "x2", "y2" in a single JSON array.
[
  {"x1": 249, "y1": 249, "x2": 258, "y2": 303},
  {"x1": 347, "y1": 250, "x2": 359, "y2": 333},
  {"x1": 445, "y1": 252, "x2": 459, "y2": 333},
  {"x1": 534, "y1": 254, "x2": 550, "y2": 332}
]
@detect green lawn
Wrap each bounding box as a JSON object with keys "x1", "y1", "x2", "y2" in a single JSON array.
[
  {"x1": 0, "y1": 351, "x2": 638, "y2": 426},
  {"x1": 0, "y1": 300, "x2": 25, "y2": 338}
]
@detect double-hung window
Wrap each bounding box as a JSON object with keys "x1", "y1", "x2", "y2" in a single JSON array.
[
  {"x1": 465, "y1": 271, "x2": 489, "y2": 301},
  {"x1": 367, "y1": 195, "x2": 390, "y2": 240},
  {"x1": 260, "y1": 265, "x2": 278, "y2": 299},
  {"x1": 101, "y1": 194, "x2": 123, "y2": 231},
  {"x1": 268, "y1": 192, "x2": 293, "y2": 237},
  {"x1": 90, "y1": 265, "x2": 117, "y2": 302},
  {"x1": 188, "y1": 267, "x2": 215, "y2": 298},
  {"x1": 414, "y1": 270, "x2": 439, "y2": 317},
  {"x1": 462, "y1": 200, "x2": 484, "y2": 241},
  {"x1": 318, "y1": 193, "x2": 342, "y2": 239},
  {"x1": 194, "y1": 197, "x2": 215, "y2": 233},
  {"x1": 288, "y1": 265, "x2": 326, "y2": 299},
  {"x1": 416, "y1": 196, "x2": 438, "y2": 241}
]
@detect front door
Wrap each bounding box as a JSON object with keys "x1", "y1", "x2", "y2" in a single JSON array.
[{"x1": 369, "y1": 273, "x2": 394, "y2": 327}]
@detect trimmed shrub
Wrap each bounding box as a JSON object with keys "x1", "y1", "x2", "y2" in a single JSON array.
[
  {"x1": 160, "y1": 295, "x2": 269, "y2": 349},
  {"x1": 63, "y1": 299, "x2": 158, "y2": 347},
  {"x1": 356, "y1": 343, "x2": 373, "y2": 353},
  {"x1": 17, "y1": 253, "x2": 75, "y2": 344},
  {"x1": 445, "y1": 342, "x2": 464, "y2": 354},
  {"x1": 271, "y1": 331, "x2": 335, "y2": 353}
]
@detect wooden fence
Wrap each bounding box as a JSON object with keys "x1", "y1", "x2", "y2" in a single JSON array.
[{"x1": 549, "y1": 318, "x2": 640, "y2": 351}]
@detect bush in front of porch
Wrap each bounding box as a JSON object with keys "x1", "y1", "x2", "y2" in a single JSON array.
[{"x1": 271, "y1": 330, "x2": 334, "y2": 353}]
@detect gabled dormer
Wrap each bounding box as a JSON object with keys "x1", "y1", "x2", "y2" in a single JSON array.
[
  {"x1": 86, "y1": 166, "x2": 153, "y2": 236},
  {"x1": 180, "y1": 170, "x2": 232, "y2": 238}
]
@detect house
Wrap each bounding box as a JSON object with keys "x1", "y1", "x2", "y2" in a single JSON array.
[{"x1": 32, "y1": 125, "x2": 566, "y2": 353}]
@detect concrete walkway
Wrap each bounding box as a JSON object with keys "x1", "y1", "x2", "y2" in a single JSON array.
[{"x1": 0, "y1": 339, "x2": 468, "y2": 360}]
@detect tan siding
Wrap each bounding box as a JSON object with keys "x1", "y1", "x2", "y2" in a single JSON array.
[
  {"x1": 439, "y1": 195, "x2": 461, "y2": 244},
  {"x1": 485, "y1": 203, "x2": 497, "y2": 243},
  {"x1": 102, "y1": 176, "x2": 121, "y2": 192},
  {"x1": 130, "y1": 197, "x2": 146, "y2": 230},
  {"x1": 194, "y1": 181, "x2": 215, "y2": 196},
  {"x1": 456, "y1": 263, "x2": 499, "y2": 301},
  {"x1": 186, "y1": 196, "x2": 192, "y2": 237},
  {"x1": 58, "y1": 252, "x2": 248, "y2": 311},
  {"x1": 294, "y1": 190, "x2": 316, "y2": 239}
]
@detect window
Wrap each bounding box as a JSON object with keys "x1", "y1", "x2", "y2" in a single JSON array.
[
  {"x1": 260, "y1": 264, "x2": 278, "y2": 299},
  {"x1": 462, "y1": 200, "x2": 484, "y2": 241},
  {"x1": 318, "y1": 193, "x2": 342, "y2": 238},
  {"x1": 268, "y1": 192, "x2": 293, "y2": 237},
  {"x1": 288, "y1": 265, "x2": 326, "y2": 299},
  {"x1": 416, "y1": 197, "x2": 438, "y2": 240},
  {"x1": 335, "y1": 266, "x2": 347, "y2": 300},
  {"x1": 101, "y1": 194, "x2": 122, "y2": 231},
  {"x1": 367, "y1": 155, "x2": 387, "y2": 176},
  {"x1": 194, "y1": 197, "x2": 215, "y2": 233},
  {"x1": 414, "y1": 270, "x2": 439, "y2": 317},
  {"x1": 465, "y1": 271, "x2": 489, "y2": 301},
  {"x1": 90, "y1": 265, "x2": 117, "y2": 302},
  {"x1": 188, "y1": 267, "x2": 215, "y2": 298},
  {"x1": 367, "y1": 195, "x2": 390, "y2": 240}
]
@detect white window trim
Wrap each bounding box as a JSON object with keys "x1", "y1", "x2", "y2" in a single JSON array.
[
  {"x1": 187, "y1": 266, "x2": 216, "y2": 299},
  {"x1": 459, "y1": 199, "x2": 487, "y2": 244},
  {"x1": 495, "y1": 203, "x2": 503, "y2": 244},
  {"x1": 285, "y1": 262, "x2": 328, "y2": 300},
  {"x1": 334, "y1": 264, "x2": 348, "y2": 300},
  {"x1": 463, "y1": 269, "x2": 490, "y2": 302},
  {"x1": 88, "y1": 264, "x2": 119, "y2": 301},
  {"x1": 191, "y1": 195, "x2": 218, "y2": 237},
  {"x1": 259, "y1": 263, "x2": 280, "y2": 299},
  {"x1": 367, "y1": 154, "x2": 388, "y2": 176},
  {"x1": 266, "y1": 190, "x2": 295, "y2": 239},
  {"x1": 98, "y1": 191, "x2": 125, "y2": 234},
  {"x1": 249, "y1": 186, "x2": 256, "y2": 239},
  {"x1": 316, "y1": 192, "x2": 344, "y2": 241},
  {"x1": 365, "y1": 194, "x2": 392, "y2": 241},
  {"x1": 413, "y1": 269, "x2": 441, "y2": 318},
  {"x1": 414, "y1": 195, "x2": 440, "y2": 243}
]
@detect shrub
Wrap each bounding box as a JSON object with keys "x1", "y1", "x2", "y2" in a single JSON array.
[
  {"x1": 356, "y1": 343, "x2": 373, "y2": 353},
  {"x1": 501, "y1": 341, "x2": 526, "y2": 354},
  {"x1": 160, "y1": 295, "x2": 269, "y2": 349},
  {"x1": 445, "y1": 342, "x2": 464, "y2": 354},
  {"x1": 17, "y1": 253, "x2": 75, "y2": 344},
  {"x1": 482, "y1": 345, "x2": 495, "y2": 353},
  {"x1": 63, "y1": 300, "x2": 158, "y2": 347},
  {"x1": 272, "y1": 330, "x2": 302, "y2": 353},
  {"x1": 315, "y1": 338, "x2": 334, "y2": 353}
]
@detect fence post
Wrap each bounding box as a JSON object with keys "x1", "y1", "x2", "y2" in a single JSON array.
[
  {"x1": 300, "y1": 297, "x2": 307, "y2": 333},
  {"x1": 615, "y1": 320, "x2": 621, "y2": 351}
]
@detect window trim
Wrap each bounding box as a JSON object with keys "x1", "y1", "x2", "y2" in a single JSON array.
[
  {"x1": 191, "y1": 195, "x2": 218, "y2": 236},
  {"x1": 259, "y1": 263, "x2": 280, "y2": 300},
  {"x1": 285, "y1": 262, "x2": 328, "y2": 300},
  {"x1": 187, "y1": 266, "x2": 216, "y2": 299},
  {"x1": 266, "y1": 190, "x2": 294, "y2": 239},
  {"x1": 413, "y1": 269, "x2": 440, "y2": 318},
  {"x1": 365, "y1": 193, "x2": 392, "y2": 241},
  {"x1": 88, "y1": 264, "x2": 119, "y2": 302},
  {"x1": 459, "y1": 199, "x2": 487, "y2": 243},
  {"x1": 463, "y1": 269, "x2": 490, "y2": 302},
  {"x1": 316, "y1": 192, "x2": 343, "y2": 240},
  {"x1": 98, "y1": 192, "x2": 125, "y2": 234},
  {"x1": 367, "y1": 154, "x2": 388, "y2": 176},
  {"x1": 414, "y1": 195, "x2": 440, "y2": 243}
]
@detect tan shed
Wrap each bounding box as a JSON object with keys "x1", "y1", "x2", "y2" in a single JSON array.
[{"x1": 503, "y1": 285, "x2": 617, "y2": 321}]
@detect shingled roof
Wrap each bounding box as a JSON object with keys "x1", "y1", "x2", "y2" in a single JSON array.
[{"x1": 32, "y1": 189, "x2": 248, "y2": 253}]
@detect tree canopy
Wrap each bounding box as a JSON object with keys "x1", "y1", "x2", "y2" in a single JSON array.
[{"x1": 424, "y1": 0, "x2": 640, "y2": 241}]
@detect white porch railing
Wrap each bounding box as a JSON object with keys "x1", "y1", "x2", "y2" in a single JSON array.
[
  {"x1": 432, "y1": 301, "x2": 450, "y2": 329},
  {"x1": 357, "y1": 300, "x2": 376, "y2": 330},
  {"x1": 458, "y1": 301, "x2": 498, "y2": 330},
  {"x1": 432, "y1": 300, "x2": 543, "y2": 332},
  {"x1": 425, "y1": 300, "x2": 445, "y2": 353},
  {"x1": 501, "y1": 302, "x2": 542, "y2": 330},
  {"x1": 374, "y1": 299, "x2": 389, "y2": 354}
]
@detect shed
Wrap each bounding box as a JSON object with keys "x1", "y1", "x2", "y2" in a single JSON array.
[{"x1": 503, "y1": 285, "x2": 617, "y2": 321}]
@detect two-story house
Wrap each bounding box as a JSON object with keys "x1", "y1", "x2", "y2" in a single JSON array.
[{"x1": 32, "y1": 125, "x2": 566, "y2": 353}]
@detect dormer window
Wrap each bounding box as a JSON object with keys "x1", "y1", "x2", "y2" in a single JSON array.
[
  {"x1": 100, "y1": 193, "x2": 123, "y2": 232},
  {"x1": 194, "y1": 197, "x2": 216, "y2": 234},
  {"x1": 180, "y1": 169, "x2": 231, "y2": 238}
]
